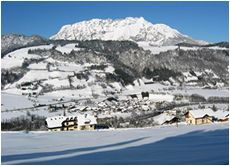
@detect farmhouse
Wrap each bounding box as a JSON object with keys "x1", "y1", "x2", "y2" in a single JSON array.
[
  {"x1": 218, "y1": 114, "x2": 229, "y2": 122},
  {"x1": 214, "y1": 111, "x2": 229, "y2": 122},
  {"x1": 18, "y1": 81, "x2": 42, "y2": 97},
  {"x1": 18, "y1": 82, "x2": 38, "y2": 90},
  {"x1": 45, "y1": 114, "x2": 97, "y2": 131},
  {"x1": 45, "y1": 115, "x2": 77, "y2": 131},
  {"x1": 185, "y1": 108, "x2": 229, "y2": 125},
  {"x1": 185, "y1": 109, "x2": 213, "y2": 125},
  {"x1": 153, "y1": 112, "x2": 178, "y2": 125},
  {"x1": 77, "y1": 114, "x2": 97, "y2": 130}
]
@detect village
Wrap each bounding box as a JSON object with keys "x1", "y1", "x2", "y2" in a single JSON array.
[
  {"x1": 1, "y1": 3, "x2": 229, "y2": 164},
  {"x1": 2, "y1": 77, "x2": 228, "y2": 132},
  {"x1": 44, "y1": 91, "x2": 229, "y2": 131},
  {"x1": 1, "y1": 38, "x2": 228, "y2": 132},
  {"x1": 4, "y1": 79, "x2": 229, "y2": 132}
]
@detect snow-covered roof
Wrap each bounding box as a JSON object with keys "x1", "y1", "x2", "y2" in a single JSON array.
[
  {"x1": 46, "y1": 115, "x2": 76, "y2": 128},
  {"x1": 78, "y1": 114, "x2": 97, "y2": 126},
  {"x1": 46, "y1": 114, "x2": 97, "y2": 128},
  {"x1": 189, "y1": 108, "x2": 213, "y2": 118},
  {"x1": 189, "y1": 108, "x2": 229, "y2": 119},
  {"x1": 153, "y1": 112, "x2": 176, "y2": 125},
  {"x1": 213, "y1": 110, "x2": 229, "y2": 120}
]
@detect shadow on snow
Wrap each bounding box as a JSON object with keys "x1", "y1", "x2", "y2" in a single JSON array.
[
  {"x1": 2, "y1": 129, "x2": 229, "y2": 165},
  {"x1": 2, "y1": 137, "x2": 149, "y2": 163}
]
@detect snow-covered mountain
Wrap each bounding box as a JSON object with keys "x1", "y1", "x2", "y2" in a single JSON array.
[
  {"x1": 50, "y1": 17, "x2": 208, "y2": 46},
  {"x1": 1, "y1": 34, "x2": 47, "y2": 57}
]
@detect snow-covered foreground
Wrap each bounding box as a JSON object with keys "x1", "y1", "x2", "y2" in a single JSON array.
[{"x1": 1, "y1": 123, "x2": 229, "y2": 165}]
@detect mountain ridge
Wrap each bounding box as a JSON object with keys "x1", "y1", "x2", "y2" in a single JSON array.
[
  {"x1": 1, "y1": 33, "x2": 48, "y2": 57},
  {"x1": 50, "y1": 17, "x2": 208, "y2": 46}
]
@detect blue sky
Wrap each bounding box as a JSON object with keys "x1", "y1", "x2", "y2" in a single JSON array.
[{"x1": 1, "y1": 1, "x2": 229, "y2": 43}]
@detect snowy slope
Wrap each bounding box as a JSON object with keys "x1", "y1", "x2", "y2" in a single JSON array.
[
  {"x1": 138, "y1": 41, "x2": 228, "y2": 55},
  {"x1": 1, "y1": 123, "x2": 228, "y2": 164},
  {"x1": 55, "y1": 44, "x2": 82, "y2": 54},
  {"x1": 1, "y1": 45, "x2": 53, "y2": 69},
  {"x1": 50, "y1": 17, "x2": 207, "y2": 46},
  {"x1": 1, "y1": 34, "x2": 47, "y2": 56},
  {"x1": 2, "y1": 41, "x2": 118, "y2": 98},
  {"x1": 1, "y1": 93, "x2": 34, "y2": 111},
  {"x1": 2, "y1": 45, "x2": 119, "y2": 101}
]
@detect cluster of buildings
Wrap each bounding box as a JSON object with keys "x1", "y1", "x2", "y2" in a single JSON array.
[
  {"x1": 43, "y1": 92, "x2": 229, "y2": 132},
  {"x1": 96, "y1": 97, "x2": 155, "y2": 115},
  {"x1": 150, "y1": 108, "x2": 228, "y2": 126},
  {"x1": 45, "y1": 107, "x2": 228, "y2": 131}
]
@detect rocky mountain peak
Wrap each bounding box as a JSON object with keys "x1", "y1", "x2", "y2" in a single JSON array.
[{"x1": 50, "y1": 17, "x2": 208, "y2": 46}]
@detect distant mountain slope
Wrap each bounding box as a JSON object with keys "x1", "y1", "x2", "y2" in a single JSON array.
[
  {"x1": 177, "y1": 42, "x2": 229, "y2": 48},
  {"x1": 50, "y1": 17, "x2": 208, "y2": 46},
  {"x1": 1, "y1": 34, "x2": 48, "y2": 57},
  {"x1": 2, "y1": 39, "x2": 228, "y2": 92}
]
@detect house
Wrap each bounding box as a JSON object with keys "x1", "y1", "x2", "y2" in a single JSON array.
[
  {"x1": 185, "y1": 109, "x2": 214, "y2": 125},
  {"x1": 77, "y1": 114, "x2": 97, "y2": 130},
  {"x1": 214, "y1": 110, "x2": 229, "y2": 122},
  {"x1": 62, "y1": 116, "x2": 78, "y2": 131},
  {"x1": 19, "y1": 81, "x2": 42, "y2": 97},
  {"x1": 45, "y1": 115, "x2": 77, "y2": 131},
  {"x1": 153, "y1": 112, "x2": 178, "y2": 125},
  {"x1": 19, "y1": 82, "x2": 38, "y2": 90},
  {"x1": 45, "y1": 114, "x2": 97, "y2": 131},
  {"x1": 218, "y1": 114, "x2": 229, "y2": 122},
  {"x1": 185, "y1": 108, "x2": 229, "y2": 125}
]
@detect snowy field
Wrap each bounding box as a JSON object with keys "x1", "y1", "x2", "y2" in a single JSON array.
[
  {"x1": 137, "y1": 41, "x2": 228, "y2": 55},
  {"x1": 1, "y1": 123, "x2": 229, "y2": 165},
  {"x1": 1, "y1": 93, "x2": 34, "y2": 111},
  {"x1": 1, "y1": 45, "x2": 53, "y2": 69},
  {"x1": 122, "y1": 82, "x2": 229, "y2": 99}
]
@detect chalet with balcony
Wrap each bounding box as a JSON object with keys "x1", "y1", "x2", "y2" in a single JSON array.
[{"x1": 45, "y1": 114, "x2": 97, "y2": 131}]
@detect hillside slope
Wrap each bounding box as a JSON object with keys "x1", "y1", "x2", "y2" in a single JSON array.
[
  {"x1": 2, "y1": 39, "x2": 229, "y2": 94},
  {"x1": 1, "y1": 34, "x2": 48, "y2": 57}
]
